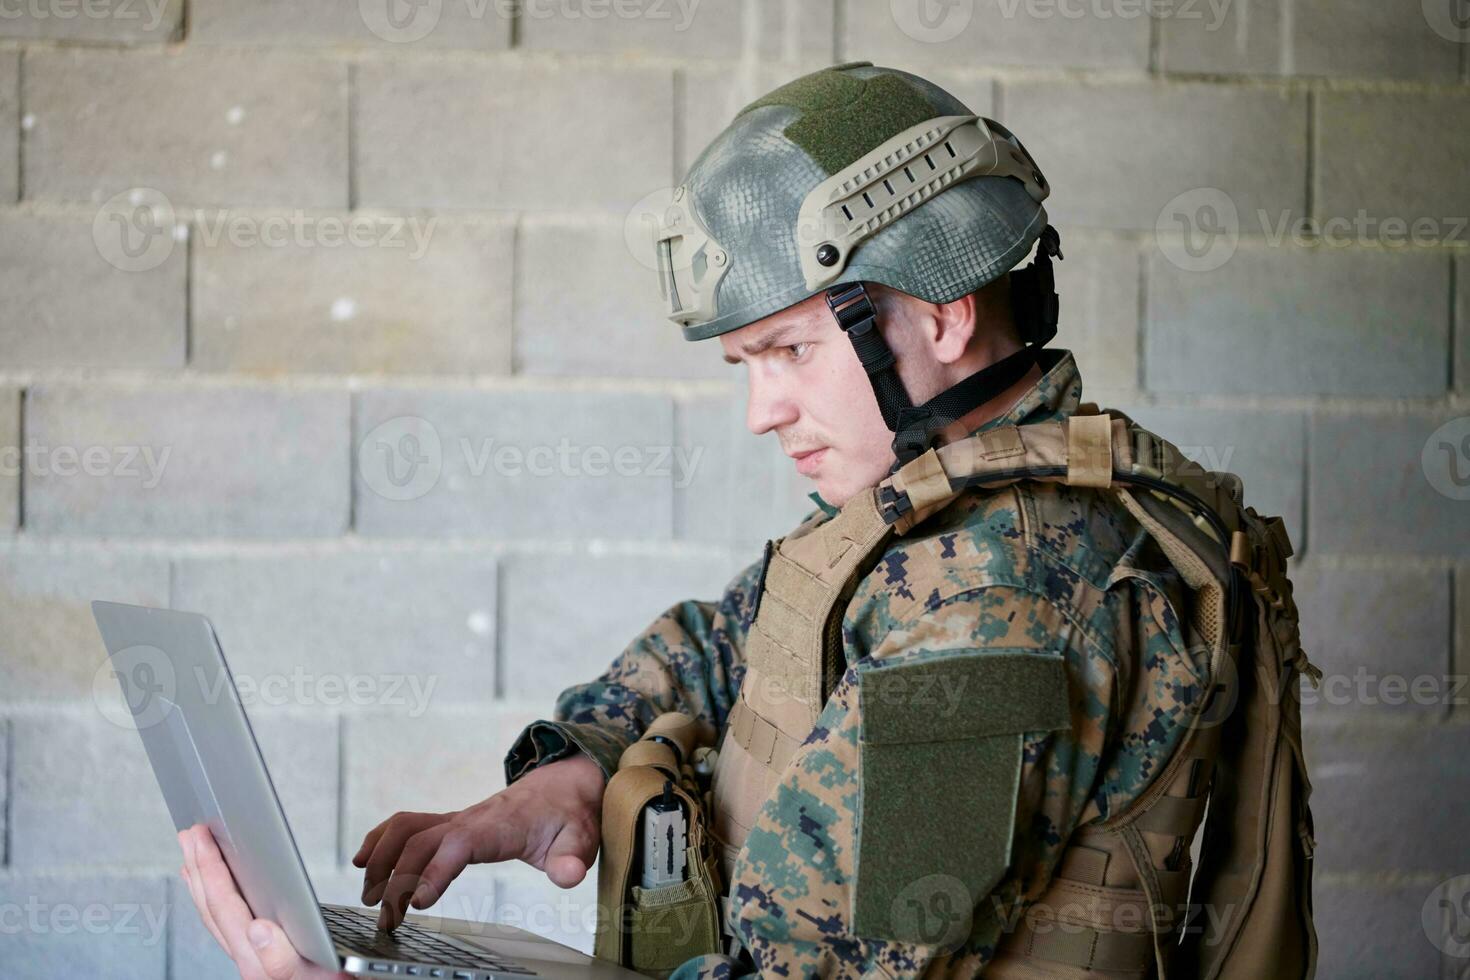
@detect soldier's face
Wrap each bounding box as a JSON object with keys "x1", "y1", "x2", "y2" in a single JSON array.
[{"x1": 720, "y1": 288, "x2": 929, "y2": 507}]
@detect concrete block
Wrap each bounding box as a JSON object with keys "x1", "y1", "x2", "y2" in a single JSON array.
[
  {"x1": 342, "y1": 706, "x2": 542, "y2": 863},
  {"x1": 356, "y1": 61, "x2": 671, "y2": 212},
  {"x1": 1316, "y1": 91, "x2": 1470, "y2": 240},
  {"x1": 0, "y1": 0, "x2": 180, "y2": 41},
  {"x1": 1458, "y1": 254, "x2": 1468, "y2": 394},
  {"x1": 1314, "y1": 880, "x2": 1452, "y2": 980},
  {"x1": 173, "y1": 551, "x2": 497, "y2": 710},
  {"x1": 354, "y1": 389, "x2": 675, "y2": 539},
  {"x1": 499, "y1": 551, "x2": 741, "y2": 702},
  {"x1": 0, "y1": 52, "x2": 16, "y2": 203},
  {"x1": 10, "y1": 711, "x2": 182, "y2": 867},
  {"x1": 519, "y1": 0, "x2": 744, "y2": 57},
  {"x1": 843, "y1": 0, "x2": 1149, "y2": 70},
  {"x1": 1145, "y1": 244, "x2": 1449, "y2": 396},
  {"x1": 1156, "y1": 0, "x2": 1285, "y2": 75},
  {"x1": 24, "y1": 386, "x2": 351, "y2": 538},
  {"x1": 0, "y1": 211, "x2": 186, "y2": 369},
  {"x1": 1460, "y1": 568, "x2": 1470, "y2": 721},
  {"x1": 10, "y1": 709, "x2": 336, "y2": 868},
  {"x1": 0, "y1": 551, "x2": 170, "y2": 702},
  {"x1": 0, "y1": 388, "x2": 17, "y2": 532},
  {"x1": 1159, "y1": 0, "x2": 1462, "y2": 80},
  {"x1": 674, "y1": 393, "x2": 817, "y2": 549},
  {"x1": 515, "y1": 217, "x2": 725, "y2": 379},
  {"x1": 750, "y1": 0, "x2": 836, "y2": 67},
  {"x1": 0, "y1": 874, "x2": 168, "y2": 979},
  {"x1": 1114, "y1": 406, "x2": 1305, "y2": 537},
  {"x1": 1293, "y1": 0, "x2": 1462, "y2": 80},
  {"x1": 1291, "y1": 565, "x2": 1452, "y2": 717},
  {"x1": 1310, "y1": 412, "x2": 1470, "y2": 556},
  {"x1": 190, "y1": 0, "x2": 511, "y2": 48},
  {"x1": 1052, "y1": 231, "x2": 1140, "y2": 398},
  {"x1": 1003, "y1": 80, "x2": 1306, "y2": 231},
  {"x1": 1, "y1": 719, "x2": 7, "y2": 864},
  {"x1": 1303, "y1": 721, "x2": 1470, "y2": 874},
  {"x1": 25, "y1": 49, "x2": 347, "y2": 208},
  {"x1": 191, "y1": 214, "x2": 513, "y2": 375}
]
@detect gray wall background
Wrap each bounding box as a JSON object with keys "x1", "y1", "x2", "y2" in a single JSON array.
[{"x1": 0, "y1": 1, "x2": 1467, "y2": 977}]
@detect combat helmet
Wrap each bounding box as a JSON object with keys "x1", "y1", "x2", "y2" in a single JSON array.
[{"x1": 651, "y1": 61, "x2": 1063, "y2": 468}]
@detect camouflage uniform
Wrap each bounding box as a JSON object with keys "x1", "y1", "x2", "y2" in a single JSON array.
[{"x1": 503, "y1": 348, "x2": 1204, "y2": 978}]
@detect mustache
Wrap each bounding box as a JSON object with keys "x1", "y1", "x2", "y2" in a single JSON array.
[{"x1": 777, "y1": 432, "x2": 825, "y2": 454}]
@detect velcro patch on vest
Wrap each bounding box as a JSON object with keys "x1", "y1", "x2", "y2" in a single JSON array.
[{"x1": 852, "y1": 652, "x2": 1071, "y2": 947}]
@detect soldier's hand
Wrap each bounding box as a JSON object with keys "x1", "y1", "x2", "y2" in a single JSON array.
[
  {"x1": 353, "y1": 752, "x2": 604, "y2": 932},
  {"x1": 177, "y1": 824, "x2": 350, "y2": 980}
]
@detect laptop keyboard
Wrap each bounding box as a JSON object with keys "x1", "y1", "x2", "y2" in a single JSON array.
[{"x1": 322, "y1": 905, "x2": 537, "y2": 977}]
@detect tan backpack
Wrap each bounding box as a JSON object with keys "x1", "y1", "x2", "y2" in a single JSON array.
[{"x1": 875, "y1": 406, "x2": 1320, "y2": 978}]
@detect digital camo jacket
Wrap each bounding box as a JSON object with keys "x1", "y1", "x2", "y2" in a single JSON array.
[{"x1": 503, "y1": 349, "x2": 1204, "y2": 978}]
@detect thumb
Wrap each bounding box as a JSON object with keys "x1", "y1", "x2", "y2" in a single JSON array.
[
  {"x1": 248, "y1": 919, "x2": 312, "y2": 980},
  {"x1": 543, "y1": 820, "x2": 599, "y2": 889}
]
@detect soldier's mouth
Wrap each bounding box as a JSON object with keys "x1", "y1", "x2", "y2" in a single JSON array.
[{"x1": 792, "y1": 447, "x2": 828, "y2": 476}]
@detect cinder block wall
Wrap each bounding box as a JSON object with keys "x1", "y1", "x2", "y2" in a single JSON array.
[{"x1": 0, "y1": 2, "x2": 1465, "y2": 977}]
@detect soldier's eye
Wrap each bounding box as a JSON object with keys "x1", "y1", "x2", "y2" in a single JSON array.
[{"x1": 788, "y1": 342, "x2": 811, "y2": 360}]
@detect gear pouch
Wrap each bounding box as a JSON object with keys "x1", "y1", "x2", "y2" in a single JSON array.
[
  {"x1": 627, "y1": 842, "x2": 723, "y2": 978},
  {"x1": 853, "y1": 651, "x2": 1071, "y2": 946}
]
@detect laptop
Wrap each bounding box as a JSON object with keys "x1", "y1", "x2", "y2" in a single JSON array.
[{"x1": 91, "y1": 600, "x2": 648, "y2": 980}]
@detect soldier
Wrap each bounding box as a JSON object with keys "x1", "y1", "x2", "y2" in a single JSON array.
[{"x1": 179, "y1": 61, "x2": 1315, "y2": 980}]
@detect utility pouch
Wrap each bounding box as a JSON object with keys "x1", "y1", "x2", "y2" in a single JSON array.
[
  {"x1": 627, "y1": 842, "x2": 723, "y2": 976},
  {"x1": 595, "y1": 712, "x2": 724, "y2": 978}
]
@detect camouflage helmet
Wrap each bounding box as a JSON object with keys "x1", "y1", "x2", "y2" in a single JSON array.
[{"x1": 652, "y1": 61, "x2": 1056, "y2": 343}]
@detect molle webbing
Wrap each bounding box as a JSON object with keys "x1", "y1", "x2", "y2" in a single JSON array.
[{"x1": 708, "y1": 488, "x2": 895, "y2": 895}]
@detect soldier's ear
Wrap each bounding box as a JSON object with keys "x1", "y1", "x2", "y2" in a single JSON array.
[{"x1": 928, "y1": 291, "x2": 979, "y2": 365}]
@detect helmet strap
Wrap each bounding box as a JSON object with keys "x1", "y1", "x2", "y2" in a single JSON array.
[{"x1": 824, "y1": 226, "x2": 1064, "y2": 472}]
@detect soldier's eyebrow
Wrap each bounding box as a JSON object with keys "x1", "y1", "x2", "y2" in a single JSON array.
[{"x1": 722, "y1": 323, "x2": 804, "y2": 365}]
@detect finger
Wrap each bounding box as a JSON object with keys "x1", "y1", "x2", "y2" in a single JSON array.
[
  {"x1": 181, "y1": 862, "x2": 229, "y2": 951},
  {"x1": 178, "y1": 830, "x2": 218, "y2": 939},
  {"x1": 193, "y1": 825, "x2": 268, "y2": 974},
  {"x1": 410, "y1": 829, "x2": 477, "y2": 912},
  {"x1": 543, "y1": 820, "x2": 598, "y2": 889},
  {"x1": 180, "y1": 828, "x2": 230, "y2": 950},
  {"x1": 361, "y1": 813, "x2": 447, "y2": 907},
  {"x1": 374, "y1": 824, "x2": 453, "y2": 932},
  {"x1": 352, "y1": 814, "x2": 395, "y2": 868}
]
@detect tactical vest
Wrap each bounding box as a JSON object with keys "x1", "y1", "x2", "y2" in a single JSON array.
[{"x1": 706, "y1": 406, "x2": 1319, "y2": 979}]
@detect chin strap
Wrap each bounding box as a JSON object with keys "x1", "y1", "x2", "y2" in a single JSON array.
[{"x1": 826, "y1": 225, "x2": 1064, "y2": 471}]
